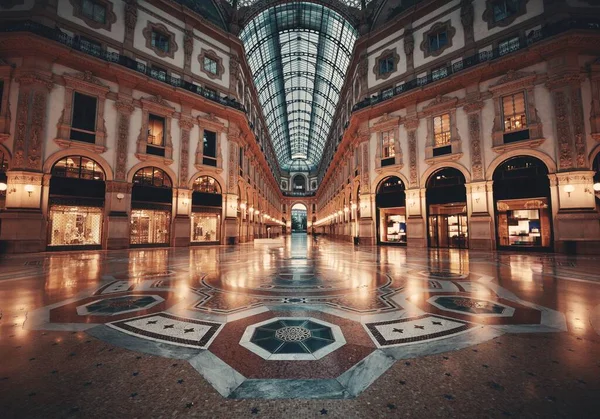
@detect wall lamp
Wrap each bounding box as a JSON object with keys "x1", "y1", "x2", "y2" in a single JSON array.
[
  {"x1": 24, "y1": 184, "x2": 35, "y2": 197},
  {"x1": 116, "y1": 193, "x2": 125, "y2": 201},
  {"x1": 563, "y1": 184, "x2": 575, "y2": 197},
  {"x1": 472, "y1": 192, "x2": 481, "y2": 204}
]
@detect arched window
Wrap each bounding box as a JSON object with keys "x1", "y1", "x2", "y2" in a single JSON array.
[
  {"x1": 51, "y1": 156, "x2": 105, "y2": 181},
  {"x1": 427, "y1": 168, "x2": 465, "y2": 188},
  {"x1": 133, "y1": 167, "x2": 172, "y2": 188},
  {"x1": 377, "y1": 176, "x2": 405, "y2": 194},
  {"x1": 193, "y1": 176, "x2": 221, "y2": 194}
]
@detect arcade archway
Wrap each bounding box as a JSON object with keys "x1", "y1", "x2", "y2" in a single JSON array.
[
  {"x1": 291, "y1": 203, "x2": 307, "y2": 232},
  {"x1": 376, "y1": 176, "x2": 406, "y2": 244}
]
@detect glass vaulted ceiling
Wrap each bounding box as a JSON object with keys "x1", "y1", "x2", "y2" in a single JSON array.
[{"x1": 239, "y1": 2, "x2": 358, "y2": 172}]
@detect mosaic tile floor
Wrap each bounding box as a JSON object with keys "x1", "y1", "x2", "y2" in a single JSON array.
[{"x1": 0, "y1": 234, "x2": 599, "y2": 417}]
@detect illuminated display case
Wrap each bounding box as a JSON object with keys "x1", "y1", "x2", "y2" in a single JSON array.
[
  {"x1": 496, "y1": 198, "x2": 550, "y2": 248},
  {"x1": 48, "y1": 205, "x2": 103, "y2": 246},
  {"x1": 130, "y1": 209, "x2": 171, "y2": 245},
  {"x1": 191, "y1": 213, "x2": 220, "y2": 243}
]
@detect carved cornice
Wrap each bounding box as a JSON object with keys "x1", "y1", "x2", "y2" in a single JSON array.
[
  {"x1": 463, "y1": 100, "x2": 484, "y2": 113},
  {"x1": 371, "y1": 113, "x2": 400, "y2": 132},
  {"x1": 545, "y1": 73, "x2": 586, "y2": 90},
  {"x1": 491, "y1": 138, "x2": 546, "y2": 154},
  {"x1": 115, "y1": 100, "x2": 135, "y2": 115},
  {"x1": 489, "y1": 70, "x2": 537, "y2": 94},
  {"x1": 422, "y1": 94, "x2": 459, "y2": 115},
  {"x1": 404, "y1": 118, "x2": 420, "y2": 131},
  {"x1": 15, "y1": 72, "x2": 53, "y2": 90},
  {"x1": 178, "y1": 117, "x2": 194, "y2": 131},
  {"x1": 140, "y1": 95, "x2": 174, "y2": 115},
  {"x1": 63, "y1": 71, "x2": 109, "y2": 95},
  {"x1": 197, "y1": 113, "x2": 225, "y2": 132}
]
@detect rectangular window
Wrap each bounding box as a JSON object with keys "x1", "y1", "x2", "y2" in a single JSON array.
[
  {"x1": 151, "y1": 31, "x2": 170, "y2": 52},
  {"x1": 433, "y1": 114, "x2": 452, "y2": 147},
  {"x1": 203, "y1": 130, "x2": 217, "y2": 166},
  {"x1": 499, "y1": 36, "x2": 520, "y2": 56},
  {"x1": 378, "y1": 55, "x2": 395, "y2": 75},
  {"x1": 70, "y1": 92, "x2": 97, "y2": 144},
  {"x1": 82, "y1": 0, "x2": 106, "y2": 24},
  {"x1": 502, "y1": 92, "x2": 527, "y2": 131},
  {"x1": 147, "y1": 114, "x2": 165, "y2": 146},
  {"x1": 203, "y1": 56, "x2": 218, "y2": 75},
  {"x1": 381, "y1": 130, "x2": 395, "y2": 158},
  {"x1": 428, "y1": 31, "x2": 448, "y2": 52},
  {"x1": 493, "y1": 0, "x2": 520, "y2": 23}
]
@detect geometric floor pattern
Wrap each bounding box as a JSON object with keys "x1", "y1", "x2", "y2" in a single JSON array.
[{"x1": 1, "y1": 234, "x2": 599, "y2": 416}]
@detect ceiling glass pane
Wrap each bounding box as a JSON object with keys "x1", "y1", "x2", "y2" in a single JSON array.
[{"x1": 239, "y1": 1, "x2": 357, "y2": 172}]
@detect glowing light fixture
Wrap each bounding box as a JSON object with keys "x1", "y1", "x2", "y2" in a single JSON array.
[
  {"x1": 563, "y1": 184, "x2": 575, "y2": 197},
  {"x1": 0, "y1": 182, "x2": 7, "y2": 191},
  {"x1": 24, "y1": 184, "x2": 34, "y2": 196}
]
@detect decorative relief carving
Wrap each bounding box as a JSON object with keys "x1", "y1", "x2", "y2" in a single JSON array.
[
  {"x1": 114, "y1": 99, "x2": 134, "y2": 181},
  {"x1": 69, "y1": 0, "x2": 117, "y2": 31},
  {"x1": 106, "y1": 180, "x2": 132, "y2": 193},
  {"x1": 571, "y1": 87, "x2": 586, "y2": 168},
  {"x1": 229, "y1": 53, "x2": 241, "y2": 98},
  {"x1": 405, "y1": 118, "x2": 419, "y2": 188},
  {"x1": 422, "y1": 95, "x2": 458, "y2": 115},
  {"x1": 460, "y1": 0, "x2": 474, "y2": 33},
  {"x1": 13, "y1": 92, "x2": 27, "y2": 168},
  {"x1": 404, "y1": 30, "x2": 414, "y2": 56},
  {"x1": 553, "y1": 90, "x2": 574, "y2": 170},
  {"x1": 361, "y1": 142, "x2": 370, "y2": 194},
  {"x1": 466, "y1": 105, "x2": 484, "y2": 181},
  {"x1": 142, "y1": 21, "x2": 178, "y2": 60},
  {"x1": 183, "y1": 29, "x2": 194, "y2": 68},
  {"x1": 124, "y1": 0, "x2": 137, "y2": 37},
  {"x1": 28, "y1": 90, "x2": 46, "y2": 170},
  {"x1": 178, "y1": 117, "x2": 194, "y2": 187}
]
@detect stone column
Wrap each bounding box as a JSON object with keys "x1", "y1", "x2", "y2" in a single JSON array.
[
  {"x1": 104, "y1": 98, "x2": 135, "y2": 250},
  {"x1": 404, "y1": 117, "x2": 426, "y2": 247},
  {"x1": 224, "y1": 128, "x2": 240, "y2": 244},
  {"x1": 357, "y1": 133, "x2": 375, "y2": 244},
  {"x1": 464, "y1": 100, "x2": 494, "y2": 250},
  {"x1": 105, "y1": 181, "x2": 132, "y2": 249},
  {"x1": 547, "y1": 72, "x2": 600, "y2": 253},
  {"x1": 0, "y1": 70, "x2": 53, "y2": 253},
  {"x1": 173, "y1": 116, "x2": 194, "y2": 247}
]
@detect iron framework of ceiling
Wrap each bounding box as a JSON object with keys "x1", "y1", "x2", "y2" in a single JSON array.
[{"x1": 239, "y1": 1, "x2": 358, "y2": 172}]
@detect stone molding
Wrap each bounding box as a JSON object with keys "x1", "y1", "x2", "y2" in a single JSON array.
[
  {"x1": 69, "y1": 0, "x2": 117, "y2": 31},
  {"x1": 420, "y1": 20, "x2": 456, "y2": 59},
  {"x1": 482, "y1": 0, "x2": 529, "y2": 30},
  {"x1": 199, "y1": 49, "x2": 224, "y2": 80},
  {"x1": 373, "y1": 48, "x2": 400, "y2": 81},
  {"x1": 142, "y1": 21, "x2": 178, "y2": 60}
]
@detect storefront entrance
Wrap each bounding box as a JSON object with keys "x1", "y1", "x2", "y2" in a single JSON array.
[
  {"x1": 376, "y1": 176, "x2": 406, "y2": 244},
  {"x1": 426, "y1": 168, "x2": 468, "y2": 249},
  {"x1": 493, "y1": 156, "x2": 552, "y2": 250},
  {"x1": 47, "y1": 156, "x2": 105, "y2": 250},
  {"x1": 190, "y1": 176, "x2": 222, "y2": 244},
  {"x1": 130, "y1": 167, "x2": 173, "y2": 247}
]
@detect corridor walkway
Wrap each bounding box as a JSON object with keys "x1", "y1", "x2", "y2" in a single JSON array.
[{"x1": 0, "y1": 236, "x2": 599, "y2": 417}]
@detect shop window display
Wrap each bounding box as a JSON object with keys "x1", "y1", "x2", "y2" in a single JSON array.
[
  {"x1": 383, "y1": 213, "x2": 406, "y2": 243},
  {"x1": 496, "y1": 198, "x2": 551, "y2": 247},
  {"x1": 191, "y1": 213, "x2": 220, "y2": 243},
  {"x1": 130, "y1": 209, "x2": 171, "y2": 245},
  {"x1": 48, "y1": 205, "x2": 102, "y2": 246}
]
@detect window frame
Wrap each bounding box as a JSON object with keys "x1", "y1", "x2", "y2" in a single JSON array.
[
  {"x1": 420, "y1": 20, "x2": 456, "y2": 59},
  {"x1": 198, "y1": 49, "x2": 224, "y2": 80},
  {"x1": 55, "y1": 71, "x2": 109, "y2": 153},
  {"x1": 373, "y1": 48, "x2": 399, "y2": 81},
  {"x1": 483, "y1": 0, "x2": 529, "y2": 29},
  {"x1": 142, "y1": 21, "x2": 178, "y2": 60},
  {"x1": 135, "y1": 96, "x2": 175, "y2": 165},
  {"x1": 69, "y1": 0, "x2": 116, "y2": 31}
]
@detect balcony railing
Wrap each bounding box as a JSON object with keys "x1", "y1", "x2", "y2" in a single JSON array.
[
  {"x1": 283, "y1": 191, "x2": 316, "y2": 197},
  {"x1": 0, "y1": 20, "x2": 247, "y2": 113},
  {"x1": 352, "y1": 19, "x2": 600, "y2": 113}
]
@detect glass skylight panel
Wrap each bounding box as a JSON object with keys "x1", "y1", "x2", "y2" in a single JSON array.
[{"x1": 240, "y1": 2, "x2": 357, "y2": 172}]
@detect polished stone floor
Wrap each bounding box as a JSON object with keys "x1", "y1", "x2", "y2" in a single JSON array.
[{"x1": 0, "y1": 234, "x2": 599, "y2": 417}]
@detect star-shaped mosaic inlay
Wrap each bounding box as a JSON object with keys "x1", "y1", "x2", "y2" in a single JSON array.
[
  {"x1": 393, "y1": 328, "x2": 403, "y2": 333},
  {"x1": 163, "y1": 324, "x2": 174, "y2": 329}
]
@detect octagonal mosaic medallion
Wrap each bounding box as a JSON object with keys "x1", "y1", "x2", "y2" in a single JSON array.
[{"x1": 240, "y1": 317, "x2": 345, "y2": 360}]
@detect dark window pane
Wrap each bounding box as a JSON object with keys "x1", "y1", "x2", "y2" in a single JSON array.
[{"x1": 203, "y1": 130, "x2": 217, "y2": 157}]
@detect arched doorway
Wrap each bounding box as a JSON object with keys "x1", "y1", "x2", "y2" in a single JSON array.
[
  {"x1": 190, "y1": 176, "x2": 222, "y2": 244},
  {"x1": 47, "y1": 156, "x2": 106, "y2": 250},
  {"x1": 426, "y1": 168, "x2": 468, "y2": 249},
  {"x1": 130, "y1": 167, "x2": 172, "y2": 247},
  {"x1": 493, "y1": 156, "x2": 552, "y2": 250},
  {"x1": 292, "y1": 175, "x2": 306, "y2": 193},
  {"x1": 291, "y1": 203, "x2": 307, "y2": 232},
  {"x1": 376, "y1": 176, "x2": 406, "y2": 244}
]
